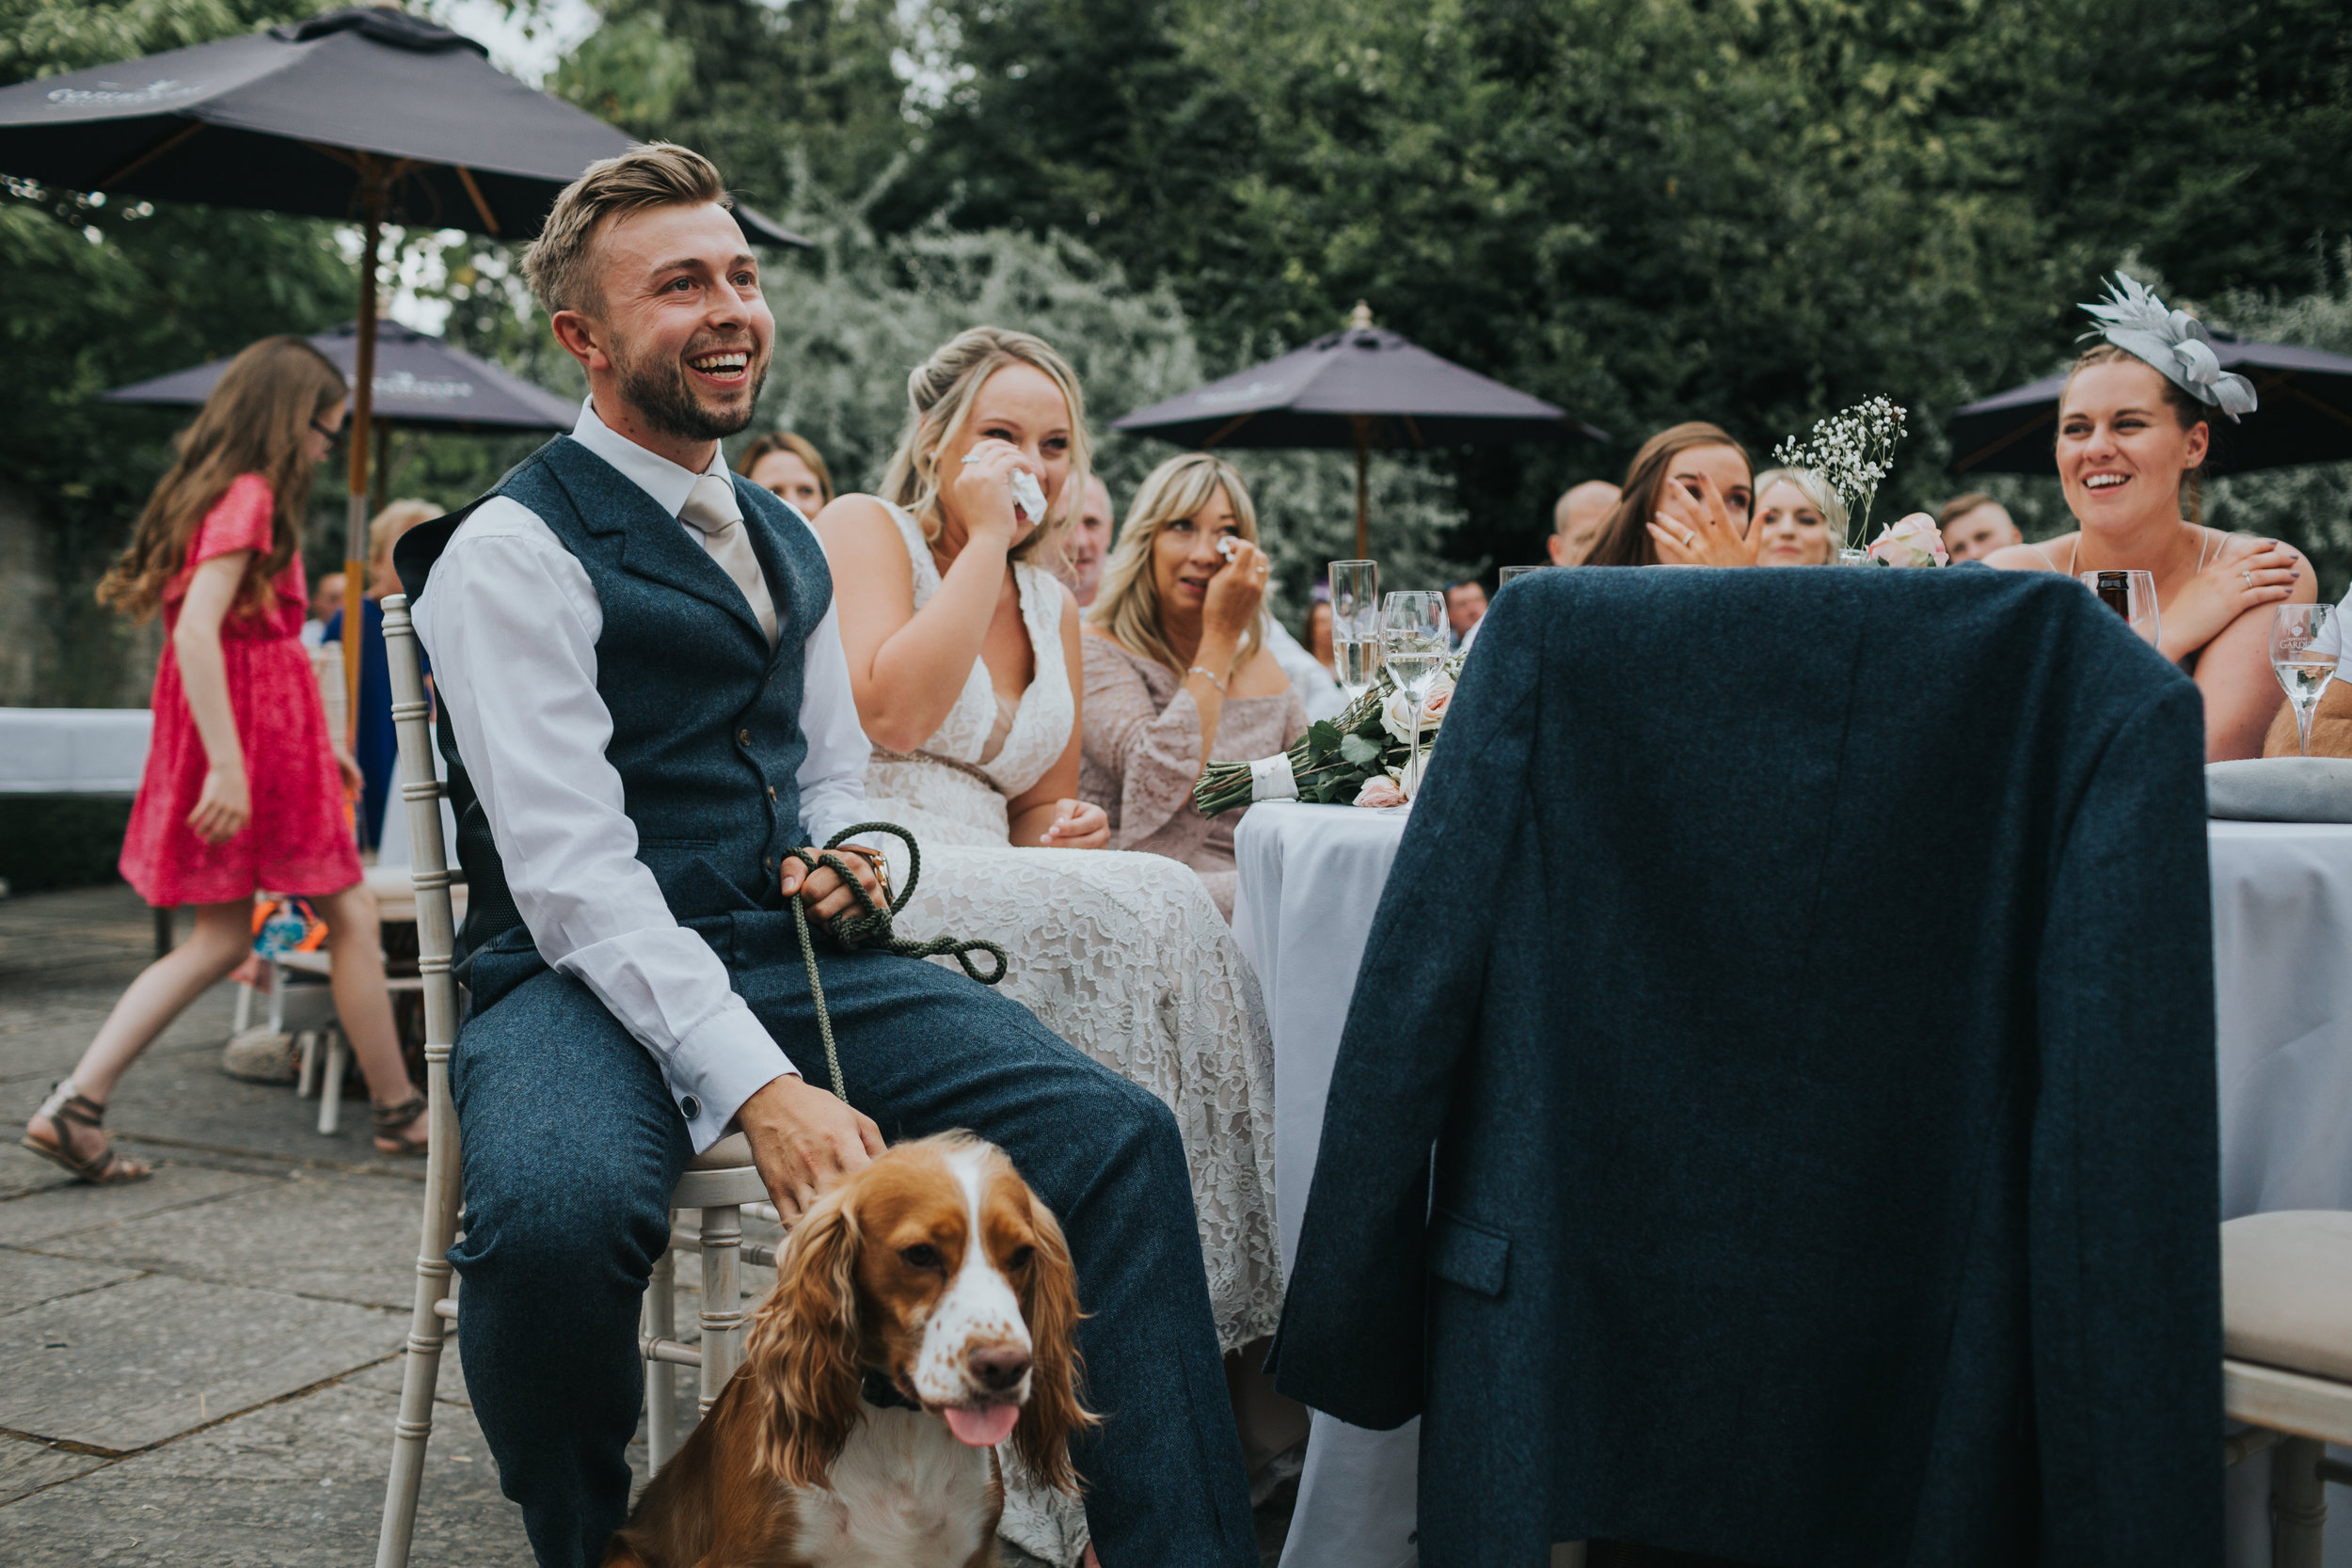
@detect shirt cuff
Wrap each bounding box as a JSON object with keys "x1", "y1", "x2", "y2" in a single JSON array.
[{"x1": 662, "y1": 1001, "x2": 797, "y2": 1154}]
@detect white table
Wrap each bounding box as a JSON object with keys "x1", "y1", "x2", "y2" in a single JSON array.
[
  {"x1": 0, "y1": 706, "x2": 151, "y2": 793},
  {"x1": 1235, "y1": 802, "x2": 2352, "y2": 1568}
]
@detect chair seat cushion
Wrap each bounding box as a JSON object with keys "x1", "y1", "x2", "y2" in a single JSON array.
[
  {"x1": 688, "y1": 1132, "x2": 754, "y2": 1171},
  {"x1": 2222, "y1": 1211, "x2": 2352, "y2": 1382}
]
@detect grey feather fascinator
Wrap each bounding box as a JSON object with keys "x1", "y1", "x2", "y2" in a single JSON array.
[{"x1": 2079, "y1": 274, "x2": 2258, "y2": 421}]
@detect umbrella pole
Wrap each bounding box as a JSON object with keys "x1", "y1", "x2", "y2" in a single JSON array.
[
  {"x1": 342, "y1": 159, "x2": 385, "y2": 765},
  {"x1": 1353, "y1": 420, "x2": 1371, "y2": 560}
]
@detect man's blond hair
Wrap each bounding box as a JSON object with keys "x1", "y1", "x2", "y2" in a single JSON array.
[{"x1": 522, "y1": 142, "x2": 733, "y2": 317}]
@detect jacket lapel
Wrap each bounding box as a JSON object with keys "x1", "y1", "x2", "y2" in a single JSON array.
[{"x1": 544, "y1": 438, "x2": 770, "y2": 647}]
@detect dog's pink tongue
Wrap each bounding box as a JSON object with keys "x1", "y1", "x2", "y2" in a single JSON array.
[{"x1": 946, "y1": 1402, "x2": 1021, "y2": 1448}]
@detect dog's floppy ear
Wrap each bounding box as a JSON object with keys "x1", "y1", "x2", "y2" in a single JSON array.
[
  {"x1": 1011, "y1": 1190, "x2": 1098, "y2": 1493},
  {"x1": 745, "y1": 1192, "x2": 864, "y2": 1489}
]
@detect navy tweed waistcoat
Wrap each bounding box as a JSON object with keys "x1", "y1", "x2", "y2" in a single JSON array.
[{"x1": 395, "y1": 435, "x2": 834, "y2": 1015}]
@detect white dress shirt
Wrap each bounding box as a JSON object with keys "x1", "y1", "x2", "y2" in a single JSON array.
[{"x1": 412, "y1": 400, "x2": 874, "y2": 1151}]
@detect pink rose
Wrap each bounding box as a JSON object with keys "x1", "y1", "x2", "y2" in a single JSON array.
[
  {"x1": 1355, "y1": 775, "x2": 1406, "y2": 809},
  {"x1": 1866, "y1": 513, "x2": 1949, "y2": 568}
]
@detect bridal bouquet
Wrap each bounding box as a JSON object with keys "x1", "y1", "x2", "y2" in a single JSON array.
[{"x1": 1195, "y1": 658, "x2": 1462, "y2": 815}]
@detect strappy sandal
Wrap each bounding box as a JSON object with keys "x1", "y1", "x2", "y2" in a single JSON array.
[
  {"x1": 20, "y1": 1081, "x2": 152, "y2": 1185},
  {"x1": 372, "y1": 1092, "x2": 430, "y2": 1157}
]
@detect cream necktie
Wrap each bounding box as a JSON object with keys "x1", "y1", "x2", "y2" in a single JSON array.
[{"x1": 678, "y1": 473, "x2": 778, "y2": 647}]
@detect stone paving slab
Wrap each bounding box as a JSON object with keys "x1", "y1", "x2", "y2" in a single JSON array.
[
  {"x1": 346, "y1": 1342, "x2": 476, "y2": 1410},
  {"x1": 0, "y1": 1382, "x2": 529, "y2": 1567},
  {"x1": 0, "y1": 1274, "x2": 398, "y2": 1452},
  {"x1": 0, "y1": 1435, "x2": 104, "y2": 1508},
  {"x1": 0, "y1": 1248, "x2": 141, "y2": 1318},
  {"x1": 39, "y1": 1168, "x2": 426, "y2": 1310},
  {"x1": 0, "y1": 976, "x2": 230, "y2": 1090},
  {"x1": 0, "y1": 1162, "x2": 273, "y2": 1247}
]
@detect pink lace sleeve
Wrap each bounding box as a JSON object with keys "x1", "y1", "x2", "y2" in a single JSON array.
[
  {"x1": 187, "y1": 473, "x2": 276, "y2": 567},
  {"x1": 1080, "y1": 637, "x2": 1213, "y2": 857}
]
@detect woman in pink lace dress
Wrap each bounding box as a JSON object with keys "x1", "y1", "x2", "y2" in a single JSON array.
[
  {"x1": 19, "y1": 338, "x2": 428, "y2": 1184},
  {"x1": 1081, "y1": 454, "x2": 1307, "y2": 920}
]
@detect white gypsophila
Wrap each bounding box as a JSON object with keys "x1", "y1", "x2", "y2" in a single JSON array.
[{"x1": 1772, "y1": 396, "x2": 1907, "y2": 550}]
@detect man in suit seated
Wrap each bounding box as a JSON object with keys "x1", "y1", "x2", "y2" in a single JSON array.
[{"x1": 398, "y1": 141, "x2": 1253, "y2": 1568}]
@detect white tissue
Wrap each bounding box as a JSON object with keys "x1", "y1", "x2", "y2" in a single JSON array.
[{"x1": 1009, "y1": 469, "x2": 1047, "y2": 527}]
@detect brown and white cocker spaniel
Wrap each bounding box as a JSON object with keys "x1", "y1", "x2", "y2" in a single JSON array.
[{"x1": 602, "y1": 1132, "x2": 1094, "y2": 1568}]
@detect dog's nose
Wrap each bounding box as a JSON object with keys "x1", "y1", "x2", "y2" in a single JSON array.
[{"x1": 968, "y1": 1343, "x2": 1031, "y2": 1393}]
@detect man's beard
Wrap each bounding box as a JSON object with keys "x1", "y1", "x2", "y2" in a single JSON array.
[{"x1": 612, "y1": 333, "x2": 769, "y2": 443}]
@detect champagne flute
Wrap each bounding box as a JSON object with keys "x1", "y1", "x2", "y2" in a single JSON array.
[
  {"x1": 1380, "y1": 591, "x2": 1449, "y2": 793},
  {"x1": 2271, "y1": 603, "x2": 2339, "y2": 758},
  {"x1": 2080, "y1": 568, "x2": 2162, "y2": 649},
  {"x1": 1498, "y1": 565, "x2": 1549, "y2": 586},
  {"x1": 1329, "y1": 561, "x2": 1381, "y2": 701}
]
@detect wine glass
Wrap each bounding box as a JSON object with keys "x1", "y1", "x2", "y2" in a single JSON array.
[
  {"x1": 1380, "y1": 591, "x2": 1449, "y2": 791},
  {"x1": 1328, "y1": 561, "x2": 1380, "y2": 701},
  {"x1": 2271, "y1": 603, "x2": 2340, "y2": 757},
  {"x1": 2079, "y1": 568, "x2": 2162, "y2": 649}
]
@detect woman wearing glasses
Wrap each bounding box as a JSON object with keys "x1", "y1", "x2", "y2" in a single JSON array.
[{"x1": 21, "y1": 337, "x2": 427, "y2": 1184}]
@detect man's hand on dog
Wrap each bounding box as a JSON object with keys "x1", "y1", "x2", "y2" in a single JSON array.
[{"x1": 739, "y1": 1075, "x2": 883, "y2": 1222}]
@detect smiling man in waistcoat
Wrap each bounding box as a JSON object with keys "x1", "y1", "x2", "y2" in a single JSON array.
[{"x1": 395, "y1": 143, "x2": 1255, "y2": 1568}]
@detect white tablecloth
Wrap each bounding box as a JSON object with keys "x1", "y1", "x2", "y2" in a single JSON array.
[
  {"x1": 0, "y1": 707, "x2": 151, "y2": 793},
  {"x1": 1235, "y1": 802, "x2": 2352, "y2": 1568}
]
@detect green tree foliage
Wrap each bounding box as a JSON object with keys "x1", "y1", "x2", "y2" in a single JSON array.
[
  {"x1": 549, "y1": 0, "x2": 917, "y2": 211},
  {"x1": 751, "y1": 184, "x2": 1471, "y2": 621},
  {"x1": 2208, "y1": 247, "x2": 2352, "y2": 599}
]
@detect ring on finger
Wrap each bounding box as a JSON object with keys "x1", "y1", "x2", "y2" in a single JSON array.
[
  {"x1": 1681, "y1": 530, "x2": 1697, "y2": 547},
  {"x1": 960, "y1": 451, "x2": 985, "y2": 467}
]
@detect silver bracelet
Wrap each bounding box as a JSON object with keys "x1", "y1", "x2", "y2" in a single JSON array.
[{"x1": 1186, "y1": 664, "x2": 1228, "y2": 693}]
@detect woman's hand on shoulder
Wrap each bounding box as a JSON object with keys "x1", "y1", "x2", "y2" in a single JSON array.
[{"x1": 2163, "y1": 531, "x2": 2307, "y2": 661}]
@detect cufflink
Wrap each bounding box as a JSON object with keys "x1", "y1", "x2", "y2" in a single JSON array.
[{"x1": 679, "y1": 1095, "x2": 701, "y2": 1120}]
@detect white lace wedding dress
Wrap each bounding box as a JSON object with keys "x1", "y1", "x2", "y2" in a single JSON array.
[{"x1": 858, "y1": 504, "x2": 1282, "y2": 1564}]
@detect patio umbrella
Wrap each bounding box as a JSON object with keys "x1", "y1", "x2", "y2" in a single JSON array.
[
  {"x1": 0, "y1": 4, "x2": 807, "y2": 742},
  {"x1": 1113, "y1": 303, "x2": 1608, "y2": 557},
  {"x1": 105, "y1": 320, "x2": 578, "y2": 507},
  {"x1": 1948, "y1": 332, "x2": 2352, "y2": 475}
]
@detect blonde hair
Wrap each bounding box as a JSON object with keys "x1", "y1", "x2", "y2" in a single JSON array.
[
  {"x1": 1086, "y1": 453, "x2": 1264, "y2": 675},
  {"x1": 877, "y1": 327, "x2": 1089, "y2": 565},
  {"x1": 368, "y1": 499, "x2": 437, "y2": 571},
  {"x1": 97, "y1": 335, "x2": 346, "y2": 622},
  {"x1": 736, "y1": 430, "x2": 834, "y2": 508},
  {"x1": 1752, "y1": 467, "x2": 1848, "y2": 548},
  {"x1": 523, "y1": 141, "x2": 732, "y2": 317}
]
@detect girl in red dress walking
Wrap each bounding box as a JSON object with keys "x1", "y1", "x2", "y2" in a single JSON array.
[{"x1": 20, "y1": 337, "x2": 430, "y2": 1182}]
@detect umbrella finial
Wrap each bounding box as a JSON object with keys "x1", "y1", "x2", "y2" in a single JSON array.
[{"x1": 1348, "y1": 300, "x2": 1374, "y2": 331}]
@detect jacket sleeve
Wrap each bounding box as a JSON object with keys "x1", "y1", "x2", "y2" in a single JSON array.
[
  {"x1": 2029, "y1": 680, "x2": 2221, "y2": 1563},
  {"x1": 1270, "y1": 595, "x2": 1542, "y2": 1429}
]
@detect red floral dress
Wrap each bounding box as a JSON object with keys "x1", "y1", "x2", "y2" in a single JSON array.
[{"x1": 118, "y1": 473, "x2": 362, "y2": 908}]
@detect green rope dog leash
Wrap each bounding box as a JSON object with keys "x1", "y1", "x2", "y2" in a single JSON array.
[{"x1": 788, "y1": 821, "x2": 1009, "y2": 1101}]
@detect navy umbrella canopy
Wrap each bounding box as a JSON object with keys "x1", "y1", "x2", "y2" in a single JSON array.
[
  {"x1": 1115, "y1": 305, "x2": 1606, "y2": 557},
  {"x1": 1949, "y1": 333, "x2": 2352, "y2": 476},
  {"x1": 0, "y1": 7, "x2": 806, "y2": 245},
  {"x1": 106, "y1": 320, "x2": 577, "y2": 433}
]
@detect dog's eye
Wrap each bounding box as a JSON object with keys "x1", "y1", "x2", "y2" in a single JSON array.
[
  {"x1": 1007, "y1": 1244, "x2": 1035, "y2": 1270},
  {"x1": 899, "y1": 1243, "x2": 944, "y2": 1271}
]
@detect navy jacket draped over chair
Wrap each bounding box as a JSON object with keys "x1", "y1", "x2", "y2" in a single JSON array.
[{"x1": 1273, "y1": 568, "x2": 2221, "y2": 1567}]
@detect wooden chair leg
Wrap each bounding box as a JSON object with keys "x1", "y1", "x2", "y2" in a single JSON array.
[
  {"x1": 2273, "y1": 1435, "x2": 2328, "y2": 1568},
  {"x1": 374, "y1": 1055, "x2": 463, "y2": 1568},
  {"x1": 697, "y1": 1203, "x2": 743, "y2": 1416},
  {"x1": 318, "y1": 1028, "x2": 347, "y2": 1134},
  {"x1": 645, "y1": 1243, "x2": 678, "y2": 1473}
]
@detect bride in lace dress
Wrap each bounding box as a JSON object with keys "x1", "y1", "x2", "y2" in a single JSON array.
[{"x1": 814, "y1": 328, "x2": 1283, "y2": 1562}]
